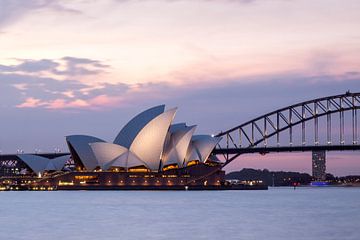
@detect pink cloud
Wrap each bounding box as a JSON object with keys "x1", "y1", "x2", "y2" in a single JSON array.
[
  {"x1": 16, "y1": 94, "x2": 122, "y2": 110},
  {"x1": 44, "y1": 99, "x2": 90, "y2": 109},
  {"x1": 13, "y1": 83, "x2": 28, "y2": 91},
  {"x1": 88, "y1": 94, "x2": 122, "y2": 107},
  {"x1": 62, "y1": 91, "x2": 75, "y2": 98},
  {"x1": 45, "y1": 99, "x2": 67, "y2": 109},
  {"x1": 66, "y1": 99, "x2": 89, "y2": 108},
  {"x1": 44, "y1": 98, "x2": 92, "y2": 109},
  {"x1": 16, "y1": 97, "x2": 44, "y2": 108}
]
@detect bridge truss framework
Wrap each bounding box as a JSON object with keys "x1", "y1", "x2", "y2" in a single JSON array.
[{"x1": 214, "y1": 92, "x2": 360, "y2": 167}]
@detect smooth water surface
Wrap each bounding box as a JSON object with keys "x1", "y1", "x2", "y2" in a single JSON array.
[{"x1": 0, "y1": 187, "x2": 359, "y2": 240}]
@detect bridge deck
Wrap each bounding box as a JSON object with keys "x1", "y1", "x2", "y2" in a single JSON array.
[{"x1": 213, "y1": 145, "x2": 360, "y2": 155}]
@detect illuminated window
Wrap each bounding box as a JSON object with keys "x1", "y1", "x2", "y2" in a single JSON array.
[
  {"x1": 128, "y1": 166, "x2": 149, "y2": 173},
  {"x1": 187, "y1": 160, "x2": 199, "y2": 167},
  {"x1": 162, "y1": 164, "x2": 178, "y2": 171},
  {"x1": 75, "y1": 176, "x2": 97, "y2": 180},
  {"x1": 58, "y1": 181, "x2": 74, "y2": 186}
]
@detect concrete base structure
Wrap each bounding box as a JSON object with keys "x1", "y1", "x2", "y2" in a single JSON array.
[{"x1": 0, "y1": 163, "x2": 267, "y2": 191}]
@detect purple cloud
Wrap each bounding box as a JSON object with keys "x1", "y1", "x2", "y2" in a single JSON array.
[
  {"x1": 0, "y1": 57, "x2": 109, "y2": 76},
  {"x1": 0, "y1": 0, "x2": 81, "y2": 29}
]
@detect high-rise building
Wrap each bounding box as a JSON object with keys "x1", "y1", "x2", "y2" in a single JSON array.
[{"x1": 312, "y1": 150, "x2": 326, "y2": 181}]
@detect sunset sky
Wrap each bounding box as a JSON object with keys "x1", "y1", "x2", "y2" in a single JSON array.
[{"x1": 0, "y1": 0, "x2": 360, "y2": 175}]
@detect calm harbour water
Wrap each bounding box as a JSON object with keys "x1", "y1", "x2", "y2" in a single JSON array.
[{"x1": 0, "y1": 187, "x2": 359, "y2": 240}]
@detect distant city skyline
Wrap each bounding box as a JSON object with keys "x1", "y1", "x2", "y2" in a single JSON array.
[{"x1": 0, "y1": 0, "x2": 360, "y2": 175}]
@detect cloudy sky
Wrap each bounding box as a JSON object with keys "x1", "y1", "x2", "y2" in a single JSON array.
[{"x1": 0, "y1": 0, "x2": 359, "y2": 175}]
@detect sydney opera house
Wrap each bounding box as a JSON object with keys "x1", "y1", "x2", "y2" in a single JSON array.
[{"x1": 0, "y1": 105, "x2": 227, "y2": 190}]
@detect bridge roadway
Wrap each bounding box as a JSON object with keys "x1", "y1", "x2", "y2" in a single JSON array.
[
  {"x1": 212, "y1": 144, "x2": 360, "y2": 155},
  {"x1": 1, "y1": 144, "x2": 359, "y2": 160}
]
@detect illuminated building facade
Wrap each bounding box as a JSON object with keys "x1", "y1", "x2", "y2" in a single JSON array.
[{"x1": 312, "y1": 150, "x2": 326, "y2": 181}]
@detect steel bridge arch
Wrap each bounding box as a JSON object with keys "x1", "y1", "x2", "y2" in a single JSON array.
[{"x1": 214, "y1": 92, "x2": 360, "y2": 166}]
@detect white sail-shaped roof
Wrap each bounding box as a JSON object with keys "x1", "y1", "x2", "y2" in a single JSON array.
[
  {"x1": 90, "y1": 142, "x2": 149, "y2": 170},
  {"x1": 18, "y1": 154, "x2": 50, "y2": 174},
  {"x1": 169, "y1": 123, "x2": 187, "y2": 133},
  {"x1": 90, "y1": 142, "x2": 128, "y2": 169},
  {"x1": 17, "y1": 154, "x2": 70, "y2": 174},
  {"x1": 102, "y1": 153, "x2": 127, "y2": 170},
  {"x1": 45, "y1": 161, "x2": 57, "y2": 171},
  {"x1": 126, "y1": 151, "x2": 148, "y2": 168},
  {"x1": 50, "y1": 155, "x2": 71, "y2": 170},
  {"x1": 162, "y1": 149, "x2": 179, "y2": 166},
  {"x1": 66, "y1": 135, "x2": 105, "y2": 171},
  {"x1": 184, "y1": 144, "x2": 200, "y2": 166},
  {"x1": 191, "y1": 135, "x2": 222, "y2": 162},
  {"x1": 113, "y1": 105, "x2": 165, "y2": 148},
  {"x1": 162, "y1": 125, "x2": 196, "y2": 167},
  {"x1": 129, "y1": 108, "x2": 177, "y2": 171},
  {"x1": 173, "y1": 126, "x2": 196, "y2": 165},
  {"x1": 45, "y1": 155, "x2": 70, "y2": 171},
  {"x1": 103, "y1": 151, "x2": 148, "y2": 170}
]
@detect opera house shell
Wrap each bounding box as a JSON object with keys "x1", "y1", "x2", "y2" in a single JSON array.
[
  {"x1": 66, "y1": 105, "x2": 222, "y2": 173},
  {"x1": 17, "y1": 154, "x2": 70, "y2": 175}
]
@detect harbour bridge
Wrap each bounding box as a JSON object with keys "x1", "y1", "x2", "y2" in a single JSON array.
[
  {"x1": 212, "y1": 91, "x2": 360, "y2": 168},
  {"x1": 1, "y1": 92, "x2": 359, "y2": 175}
]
